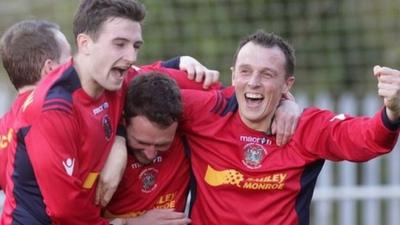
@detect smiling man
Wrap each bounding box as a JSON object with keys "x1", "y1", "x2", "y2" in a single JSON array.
[
  {"x1": 178, "y1": 30, "x2": 400, "y2": 225},
  {"x1": 0, "y1": 1, "x2": 198, "y2": 225}
]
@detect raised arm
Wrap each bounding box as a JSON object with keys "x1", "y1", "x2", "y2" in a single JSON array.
[{"x1": 296, "y1": 66, "x2": 400, "y2": 162}]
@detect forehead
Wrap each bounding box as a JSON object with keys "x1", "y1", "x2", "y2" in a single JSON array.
[
  {"x1": 97, "y1": 17, "x2": 142, "y2": 42},
  {"x1": 127, "y1": 116, "x2": 177, "y2": 139},
  {"x1": 236, "y1": 42, "x2": 286, "y2": 73}
]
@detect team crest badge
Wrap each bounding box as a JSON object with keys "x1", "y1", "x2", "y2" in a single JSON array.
[
  {"x1": 140, "y1": 168, "x2": 158, "y2": 193},
  {"x1": 242, "y1": 143, "x2": 267, "y2": 169},
  {"x1": 102, "y1": 115, "x2": 112, "y2": 141}
]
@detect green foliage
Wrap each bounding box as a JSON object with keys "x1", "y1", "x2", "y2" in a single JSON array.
[{"x1": 0, "y1": 0, "x2": 399, "y2": 94}]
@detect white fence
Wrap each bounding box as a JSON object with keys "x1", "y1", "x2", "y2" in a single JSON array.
[
  {"x1": 297, "y1": 92, "x2": 400, "y2": 225},
  {"x1": 0, "y1": 91, "x2": 399, "y2": 224}
]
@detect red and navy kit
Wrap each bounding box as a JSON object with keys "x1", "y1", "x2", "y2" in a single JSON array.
[
  {"x1": 104, "y1": 134, "x2": 190, "y2": 218},
  {"x1": 0, "y1": 91, "x2": 32, "y2": 190},
  {"x1": 103, "y1": 62, "x2": 222, "y2": 219},
  {"x1": 1, "y1": 59, "x2": 197, "y2": 225},
  {"x1": 180, "y1": 87, "x2": 399, "y2": 225}
]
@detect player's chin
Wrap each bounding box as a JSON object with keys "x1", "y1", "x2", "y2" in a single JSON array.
[{"x1": 106, "y1": 81, "x2": 124, "y2": 91}]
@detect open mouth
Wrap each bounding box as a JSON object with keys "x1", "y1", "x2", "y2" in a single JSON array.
[
  {"x1": 245, "y1": 92, "x2": 264, "y2": 105},
  {"x1": 111, "y1": 66, "x2": 129, "y2": 79}
]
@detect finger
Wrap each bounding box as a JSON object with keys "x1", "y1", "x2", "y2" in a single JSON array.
[
  {"x1": 101, "y1": 187, "x2": 116, "y2": 207},
  {"x1": 194, "y1": 66, "x2": 205, "y2": 83},
  {"x1": 377, "y1": 82, "x2": 398, "y2": 92},
  {"x1": 378, "y1": 73, "x2": 400, "y2": 82},
  {"x1": 270, "y1": 119, "x2": 277, "y2": 135},
  {"x1": 204, "y1": 70, "x2": 220, "y2": 89},
  {"x1": 280, "y1": 121, "x2": 294, "y2": 146},
  {"x1": 380, "y1": 66, "x2": 400, "y2": 75},
  {"x1": 210, "y1": 70, "x2": 220, "y2": 84},
  {"x1": 290, "y1": 117, "x2": 298, "y2": 137},
  {"x1": 378, "y1": 84, "x2": 398, "y2": 95},
  {"x1": 202, "y1": 71, "x2": 214, "y2": 89},
  {"x1": 160, "y1": 211, "x2": 186, "y2": 219},
  {"x1": 373, "y1": 65, "x2": 382, "y2": 77},
  {"x1": 275, "y1": 121, "x2": 284, "y2": 146},
  {"x1": 169, "y1": 218, "x2": 192, "y2": 225},
  {"x1": 95, "y1": 183, "x2": 103, "y2": 205},
  {"x1": 185, "y1": 65, "x2": 196, "y2": 80},
  {"x1": 101, "y1": 186, "x2": 117, "y2": 207},
  {"x1": 280, "y1": 127, "x2": 288, "y2": 147},
  {"x1": 378, "y1": 89, "x2": 398, "y2": 98}
]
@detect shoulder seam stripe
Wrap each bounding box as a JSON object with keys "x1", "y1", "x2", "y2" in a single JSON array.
[
  {"x1": 211, "y1": 92, "x2": 224, "y2": 114},
  {"x1": 43, "y1": 100, "x2": 72, "y2": 110},
  {"x1": 43, "y1": 107, "x2": 72, "y2": 114}
]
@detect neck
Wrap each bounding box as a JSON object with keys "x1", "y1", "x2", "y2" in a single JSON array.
[
  {"x1": 240, "y1": 111, "x2": 275, "y2": 134},
  {"x1": 73, "y1": 55, "x2": 104, "y2": 99},
  {"x1": 17, "y1": 85, "x2": 35, "y2": 94}
]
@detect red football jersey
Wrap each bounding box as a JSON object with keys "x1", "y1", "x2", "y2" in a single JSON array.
[
  {"x1": 180, "y1": 87, "x2": 399, "y2": 225},
  {"x1": 104, "y1": 135, "x2": 190, "y2": 218},
  {"x1": 1, "y1": 59, "x2": 195, "y2": 225},
  {"x1": 0, "y1": 91, "x2": 32, "y2": 190}
]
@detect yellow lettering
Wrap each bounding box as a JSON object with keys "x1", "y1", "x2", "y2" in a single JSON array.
[
  {"x1": 279, "y1": 173, "x2": 287, "y2": 182},
  {"x1": 253, "y1": 173, "x2": 288, "y2": 183},
  {"x1": 157, "y1": 193, "x2": 175, "y2": 205},
  {"x1": 242, "y1": 182, "x2": 285, "y2": 190},
  {"x1": 155, "y1": 200, "x2": 176, "y2": 209}
]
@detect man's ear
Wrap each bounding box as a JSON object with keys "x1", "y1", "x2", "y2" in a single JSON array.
[
  {"x1": 41, "y1": 59, "x2": 55, "y2": 78},
  {"x1": 282, "y1": 76, "x2": 295, "y2": 94},
  {"x1": 76, "y1": 33, "x2": 91, "y2": 55},
  {"x1": 231, "y1": 66, "x2": 236, "y2": 86}
]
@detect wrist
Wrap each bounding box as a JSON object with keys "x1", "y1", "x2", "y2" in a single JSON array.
[{"x1": 382, "y1": 107, "x2": 400, "y2": 130}]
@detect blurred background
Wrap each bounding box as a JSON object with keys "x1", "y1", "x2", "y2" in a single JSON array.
[{"x1": 0, "y1": 0, "x2": 399, "y2": 224}]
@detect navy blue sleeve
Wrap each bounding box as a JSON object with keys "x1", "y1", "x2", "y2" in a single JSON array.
[{"x1": 161, "y1": 56, "x2": 181, "y2": 69}]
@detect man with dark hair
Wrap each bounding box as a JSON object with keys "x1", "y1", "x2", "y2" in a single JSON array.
[
  {"x1": 178, "y1": 30, "x2": 400, "y2": 225},
  {"x1": 104, "y1": 73, "x2": 191, "y2": 225},
  {"x1": 103, "y1": 70, "x2": 215, "y2": 224},
  {"x1": 0, "y1": 19, "x2": 71, "y2": 191}
]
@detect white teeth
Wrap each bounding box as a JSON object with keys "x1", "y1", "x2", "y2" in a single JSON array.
[
  {"x1": 113, "y1": 68, "x2": 127, "y2": 77},
  {"x1": 245, "y1": 93, "x2": 263, "y2": 99}
]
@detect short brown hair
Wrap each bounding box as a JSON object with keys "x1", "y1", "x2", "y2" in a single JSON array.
[
  {"x1": 73, "y1": 0, "x2": 146, "y2": 42},
  {"x1": 125, "y1": 72, "x2": 182, "y2": 129},
  {"x1": 0, "y1": 20, "x2": 62, "y2": 89},
  {"x1": 232, "y1": 30, "x2": 296, "y2": 77}
]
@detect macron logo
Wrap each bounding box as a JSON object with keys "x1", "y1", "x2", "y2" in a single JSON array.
[
  {"x1": 330, "y1": 114, "x2": 346, "y2": 122},
  {"x1": 62, "y1": 158, "x2": 75, "y2": 176}
]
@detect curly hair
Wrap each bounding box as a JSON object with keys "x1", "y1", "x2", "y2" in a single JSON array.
[{"x1": 125, "y1": 72, "x2": 182, "y2": 129}]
